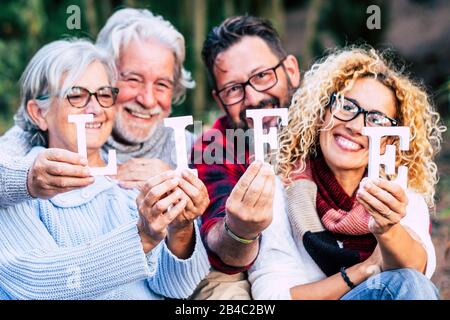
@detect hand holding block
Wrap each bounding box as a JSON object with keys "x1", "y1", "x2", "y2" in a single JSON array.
[
  {"x1": 164, "y1": 116, "x2": 198, "y2": 176},
  {"x1": 246, "y1": 108, "x2": 288, "y2": 163},
  {"x1": 361, "y1": 126, "x2": 410, "y2": 189},
  {"x1": 68, "y1": 114, "x2": 117, "y2": 176}
]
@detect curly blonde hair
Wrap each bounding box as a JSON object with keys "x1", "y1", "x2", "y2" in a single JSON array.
[{"x1": 277, "y1": 46, "x2": 446, "y2": 207}]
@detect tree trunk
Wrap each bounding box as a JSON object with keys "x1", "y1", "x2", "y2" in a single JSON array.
[
  {"x1": 303, "y1": 0, "x2": 324, "y2": 67},
  {"x1": 223, "y1": 0, "x2": 235, "y2": 18},
  {"x1": 84, "y1": 0, "x2": 98, "y2": 36},
  {"x1": 192, "y1": 0, "x2": 207, "y2": 120},
  {"x1": 260, "y1": 0, "x2": 285, "y2": 38}
]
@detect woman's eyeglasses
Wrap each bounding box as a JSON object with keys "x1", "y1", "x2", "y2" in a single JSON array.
[
  {"x1": 37, "y1": 86, "x2": 119, "y2": 108},
  {"x1": 328, "y1": 93, "x2": 398, "y2": 127}
]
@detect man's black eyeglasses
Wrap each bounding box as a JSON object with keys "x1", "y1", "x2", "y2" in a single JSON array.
[{"x1": 216, "y1": 57, "x2": 287, "y2": 107}]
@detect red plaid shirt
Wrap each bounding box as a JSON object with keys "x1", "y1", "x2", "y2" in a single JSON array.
[{"x1": 192, "y1": 116, "x2": 255, "y2": 274}]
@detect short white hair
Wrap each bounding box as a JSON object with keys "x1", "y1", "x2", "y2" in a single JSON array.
[
  {"x1": 15, "y1": 39, "x2": 116, "y2": 139},
  {"x1": 96, "y1": 8, "x2": 195, "y2": 105}
]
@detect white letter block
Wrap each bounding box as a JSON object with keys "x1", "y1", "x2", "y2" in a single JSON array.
[
  {"x1": 246, "y1": 108, "x2": 288, "y2": 163},
  {"x1": 68, "y1": 114, "x2": 117, "y2": 176},
  {"x1": 164, "y1": 116, "x2": 198, "y2": 176},
  {"x1": 361, "y1": 126, "x2": 410, "y2": 189}
]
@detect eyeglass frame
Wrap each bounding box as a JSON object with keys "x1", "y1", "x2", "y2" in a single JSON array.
[
  {"x1": 215, "y1": 56, "x2": 288, "y2": 107},
  {"x1": 36, "y1": 86, "x2": 119, "y2": 109},
  {"x1": 327, "y1": 92, "x2": 399, "y2": 127}
]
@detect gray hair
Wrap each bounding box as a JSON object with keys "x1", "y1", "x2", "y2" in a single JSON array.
[
  {"x1": 15, "y1": 39, "x2": 117, "y2": 145},
  {"x1": 96, "y1": 8, "x2": 195, "y2": 105}
]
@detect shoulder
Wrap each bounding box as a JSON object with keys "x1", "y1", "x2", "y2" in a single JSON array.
[
  {"x1": 0, "y1": 125, "x2": 30, "y2": 140},
  {"x1": 0, "y1": 125, "x2": 34, "y2": 156}
]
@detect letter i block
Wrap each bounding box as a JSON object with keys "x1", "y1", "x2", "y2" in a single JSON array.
[
  {"x1": 68, "y1": 114, "x2": 117, "y2": 176},
  {"x1": 164, "y1": 116, "x2": 198, "y2": 176}
]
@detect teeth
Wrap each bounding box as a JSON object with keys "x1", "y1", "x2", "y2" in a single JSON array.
[
  {"x1": 85, "y1": 122, "x2": 102, "y2": 129},
  {"x1": 336, "y1": 135, "x2": 361, "y2": 150},
  {"x1": 149, "y1": 109, "x2": 160, "y2": 116},
  {"x1": 130, "y1": 110, "x2": 152, "y2": 119}
]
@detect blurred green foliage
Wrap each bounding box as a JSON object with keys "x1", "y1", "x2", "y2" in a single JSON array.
[
  {"x1": 0, "y1": 0, "x2": 291, "y2": 133},
  {"x1": 0, "y1": 0, "x2": 447, "y2": 134}
]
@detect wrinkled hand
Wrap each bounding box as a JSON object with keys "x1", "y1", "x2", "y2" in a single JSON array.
[
  {"x1": 168, "y1": 170, "x2": 210, "y2": 231},
  {"x1": 225, "y1": 161, "x2": 275, "y2": 240},
  {"x1": 117, "y1": 158, "x2": 171, "y2": 189},
  {"x1": 136, "y1": 171, "x2": 187, "y2": 253},
  {"x1": 356, "y1": 177, "x2": 408, "y2": 235},
  {"x1": 27, "y1": 148, "x2": 95, "y2": 199}
]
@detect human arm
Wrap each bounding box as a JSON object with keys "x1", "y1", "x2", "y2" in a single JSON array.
[
  {"x1": 147, "y1": 219, "x2": 210, "y2": 299},
  {"x1": 356, "y1": 178, "x2": 430, "y2": 274},
  {"x1": 0, "y1": 201, "x2": 154, "y2": 300},
  {"x1": 0, "y1": 126, "x2": 94, "y2": 205},
  {"x1": 0, "y1": 126, "x2": 34, "y2": 206},
  {"x1": 200, "y1": 161, "x2": 275, "y2": 271},
  {"x1": 135, "y1": 170, "x2": 211, "y2": 298},
  {"x1": 136, "y1": 170, "x2": 208, "y2": 260}
]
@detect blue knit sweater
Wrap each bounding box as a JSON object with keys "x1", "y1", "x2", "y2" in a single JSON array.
[{"x1": 0, "y1": 147, "x2": 210, "y2": 300}]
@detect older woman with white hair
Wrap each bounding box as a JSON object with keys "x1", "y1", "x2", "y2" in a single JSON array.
[{"x1": 0, "y1": 39, "x2": 210, "y2": 300}]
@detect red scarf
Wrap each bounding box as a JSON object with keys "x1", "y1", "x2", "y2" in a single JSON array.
[
  {"x1": 288, "y1": 151, "x2": 377, "y2": 276},
  {"x1": 310, "y1": 152, "x2": 377, "y2": 262}
]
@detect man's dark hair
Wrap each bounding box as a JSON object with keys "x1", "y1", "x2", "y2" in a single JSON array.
[{"x1": 201, "y1": 15, "x2": 287, "y2": 87}]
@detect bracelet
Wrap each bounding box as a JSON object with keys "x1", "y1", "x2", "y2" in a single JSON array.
[
  {"x1": 340, "y1": 267, "x2": 356, "y2": 290},
  {"x1": 224, "y1": 219, "x2": 261, "y2": 245}
]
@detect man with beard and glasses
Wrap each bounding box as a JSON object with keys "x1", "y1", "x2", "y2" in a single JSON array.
[
  {"x1": 190, "y1": 16, "x2": 300, "y2": 299},
  {"x1": 0, "y1": 9, "x2": 210, "y2": 275}
]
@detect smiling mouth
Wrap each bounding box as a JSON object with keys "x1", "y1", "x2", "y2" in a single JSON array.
[
  {"x1": 125, "y1": 107, "x2": 158, "y2": 120},
  {"x1": 334, "y1": 134, "x2": 364, "y2": 151},
  {"x1": 85, "y1": 122, "x2": 103, "y2": 129}
]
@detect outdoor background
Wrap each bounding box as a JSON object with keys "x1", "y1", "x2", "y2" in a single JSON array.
[{"x1": 0, "y1": 0, "x2": 449, "y2": 298}]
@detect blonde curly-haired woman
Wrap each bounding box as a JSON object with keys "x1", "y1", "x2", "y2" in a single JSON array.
[{"x1": 248, "y1": 47, "x2": 445, "y2": 300}]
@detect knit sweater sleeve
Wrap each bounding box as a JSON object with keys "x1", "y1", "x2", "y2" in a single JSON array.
[
  {"x1": 147, "y1": 218, "x2": 211, "y2": 299},
  {"x1": 0, "y1": 201, "x2": 153, "y2": 300},
  {"x1": 0, "y1": 125, "x2": 35, "y2": 206},
  {"x1": 0, "y1": 155, "x2": 33, "y2": 207}
]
